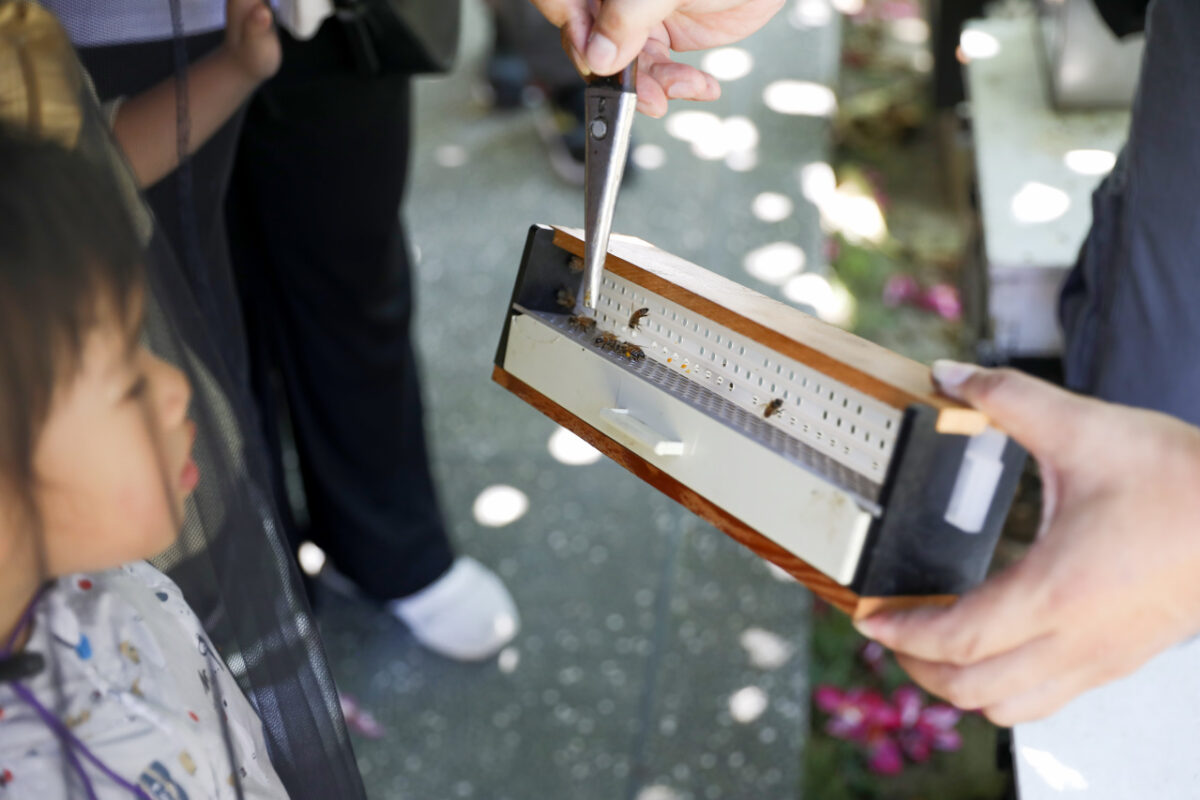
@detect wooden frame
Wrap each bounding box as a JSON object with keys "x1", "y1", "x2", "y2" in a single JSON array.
[{"x1": 494, "y1": 226, "x2": 1022, "y2": 618}]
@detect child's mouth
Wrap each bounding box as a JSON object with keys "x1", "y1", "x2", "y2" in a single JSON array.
[
  {"x1": 180, "y1": 420, "x2": 199, "y2": 492},
  {"x1": 180, "y1": 456, "x2": 200, "y2": 493}
]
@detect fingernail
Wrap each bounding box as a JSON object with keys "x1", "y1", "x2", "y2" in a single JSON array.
[
  {"x1": 586, "y1": 32, "x2": 618, "y2": 74},
  {"x1": 665, "y1": 82, "x2": 687, "y2": 99},
  {"x1": 931, "y1": 359, "x2": 979, "y2": 392},
  {"x1": 568, "y1": 44, "x2": 592, "y2": 77}
]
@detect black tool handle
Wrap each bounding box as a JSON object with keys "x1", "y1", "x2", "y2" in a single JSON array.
[{"x1": 587, "y1": 62, "x2": 637, "y2": 92}]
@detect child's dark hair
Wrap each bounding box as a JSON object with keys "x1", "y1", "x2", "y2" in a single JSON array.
[{"x1": 0, "y1": 124, "x2": 143, "y2": 516}]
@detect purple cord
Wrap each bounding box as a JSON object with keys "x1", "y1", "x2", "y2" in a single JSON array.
[{"x1": 2, "y1": 588, "x2": 152, "y2": 800}]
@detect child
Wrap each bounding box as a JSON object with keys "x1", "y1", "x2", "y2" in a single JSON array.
[{"x1": 0, "y1": 130, "x2": 288, "y2": 797}]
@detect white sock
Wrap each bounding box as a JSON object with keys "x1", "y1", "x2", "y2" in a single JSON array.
[{"x1": 387, "y1": 556, "x2": 520, "y2": 661}]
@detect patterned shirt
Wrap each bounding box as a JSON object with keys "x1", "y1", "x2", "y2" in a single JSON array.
[{"x1": 0, "y1": 562, "x2": 288, "y2": 798}]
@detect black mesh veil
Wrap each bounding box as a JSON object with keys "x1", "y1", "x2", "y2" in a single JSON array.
[{"x1": 0, "y1": 3, "x2": 366, "y2": 796}]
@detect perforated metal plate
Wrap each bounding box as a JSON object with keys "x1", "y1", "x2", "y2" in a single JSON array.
[{"x1": 583, "y1": 273, "x2": 904, "y2": 484}]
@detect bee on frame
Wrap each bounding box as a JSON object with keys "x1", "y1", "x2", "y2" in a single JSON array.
[
  {"x1": 763, "y1": 398, "x2": 784, "y2": 418},
  {"x1": 556, "y1": 286, "x2": 576, "y2": 309},
  {"x1": 594, "y1": 331, "x2": 620, "y2": 351},
  {"x1": 628, "y1": 307, "x2": 650, "y2": 330},
  {"x1": 568, "y1": 314, "x2": 597, "y2": 332},
  {"x1": 621, "y1": 342, "x2": 646, "y2": 362}
]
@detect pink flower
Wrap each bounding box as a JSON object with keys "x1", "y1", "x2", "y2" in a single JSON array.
[
  {"x1": 339, "y1": 693, "x2": 386, "y2": 739},
  {"x1": 891, "y1": 685, "x2": 963, "y2": 762},
  {"x1": 883, "y1": 274, "x2": 920, "y2": 307},
  {"x1": 813, "y1": 683, "x2": 964, "y2": 776},
  {"x1": 920, "y1": 283, "x2": 963, "y2": 321},
  {"x1": 868, "y1": 737, "x2": 905, "y2": 775},
  {"x1": 814, "y1": 685, "x2": 897, "y2": 743},
  {"x1": 859, "y1": 640, "x2": 889, "y2": 676}
]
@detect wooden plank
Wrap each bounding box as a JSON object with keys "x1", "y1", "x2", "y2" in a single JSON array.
[
  {"x1": 552, "y1": 227, "x2": 987, "y2": 434},
  {"x1": 494, "y1": 365, "x2": 957, "y2": 616}
]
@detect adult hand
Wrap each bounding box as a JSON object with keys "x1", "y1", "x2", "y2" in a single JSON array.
[
  {"x1": 855, "y1": 360, "x2": 1200, "y2": 726},
  {"x1": 530, "y1": 0, "x2": 785, "y2": 117}
]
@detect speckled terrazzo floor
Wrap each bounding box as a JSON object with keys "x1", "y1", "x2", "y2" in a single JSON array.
[{"x1": 316, "y1": 2, "x2": 841, "y2": 797}]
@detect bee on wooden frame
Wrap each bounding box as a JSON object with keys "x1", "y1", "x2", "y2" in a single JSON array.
[
  {"x1": 568, "y1": 314, "x2": 597, "y2": 333},
  {"x1": 621, "y1": 342, "x2": 646, "y2": 362},
  {"x1": 628, "y1": 307, "x2": 650, "y2": 330},
  {"x1": 556, "y1": 286, "x2": 576, "y2": 309},
  {"x1": 594, "y1": 331, "x2": 620, "y2": 351},
  {"x1": 763, "y1": 398, "x2": 784, "y2": 418}
]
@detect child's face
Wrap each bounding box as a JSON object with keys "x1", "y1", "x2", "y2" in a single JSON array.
[{"x1": 33, "y1": 302, "x2": 197, "y2": 576}]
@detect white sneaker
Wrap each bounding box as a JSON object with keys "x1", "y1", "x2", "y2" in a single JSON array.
[{"x1": 387, "y1": 557, "x2": 520, "y2": 661}]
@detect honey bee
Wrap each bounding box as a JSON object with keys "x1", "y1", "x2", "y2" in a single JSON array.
[
  {"x1": 568, "y1": 314, "x2": 597, "y2": 332},
  {"x1": 628, "y1": 307, "x2": 650, "y2": 330},
  {"x1": 764, "y1": 398, "x2": 784, "y2": 418},
  {"x1": 568, "y1": 255, "x2": 584, "y2": 272},
  {"x1": 556, "y1": 286, "x2": 576, "y2": 309},
  {"x1": 594, "y1": 331, "x2": 620, "y2": 351},
  {"x1": 621, "y1": 343, "x2": 646, "y2": 362}
]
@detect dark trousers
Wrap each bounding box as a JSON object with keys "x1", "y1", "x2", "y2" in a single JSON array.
[
  {"x1": 1059, "y1": 0, "x2": 1200, "y2": 425},
  {"x1": 226, "y1": 21, "x2": 454, "y2": 601}
]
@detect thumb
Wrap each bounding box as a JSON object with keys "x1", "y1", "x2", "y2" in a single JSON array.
[
  {"x1": 243, "y1": 2, "x2": 272, "y2": 32},
  {"x1": 931, "y1": 360, "x2": 1090, "y2": 463},
  {"x1": 586, "y1": 0, "x2": 679, "y2": 75}
]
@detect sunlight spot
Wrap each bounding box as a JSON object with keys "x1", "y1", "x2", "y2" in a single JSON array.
[
  {"x1": 472, "y1": 485, "x2": 529, "y2": 527},
  {"x1": 784, "y1": 273, "x2": 856, "y2": 326},
  {"x1": 548, "y1": 426, "x2": 602, "y2": 466},
  {"x1": 297, "y1": 542, "x2": 326, "y2": 576},
  {"x1": 722, "y1": 116, "x2": 759, "y2": 151},
  {"x1": 890, "y1": 17, "x2": 929, "y2": 45},
  {"x1": 726, "y1": 149, "x2": 758, "y2": 172},
  {"x1": 744, "y1": 242, "x2": 806, "y2": 285},
  {"x1": 636, "y1": 787, "x2": 683, "y2": 800},
  {"x1": 494, "y1": 613, "x2": 518, "y2": 639},
  {"x1": 498, "y1": 647, "x2": 520, "y2": 674},
  {"x1": 821, "y1": 189, "x2": 887, "y2": 243},
  {"x1": 959, "y1": 29, "x2": 1001, "y2": 61},
  {"x1": 1064, "y1": 148, "x2": 1116, "y2": 176},
  {"x1": 752, "y1": 192, "x2": 794, "y2": 222},
  {"x1": 701, "y1": 47, "x2": 755, "y2": 82},
  {"x1": 665, "y1": 110, "x2": 723, "y2": 144},
  {"x1": 434, "y1": 144, "x2": 468, "y2": 168},
  {"x1": 1011, "y1": 182, "x2": 1071, "y2": 224},
  {"x1": 729, "y1": 686, "x2": 769, "y2": 724},
  {"x1": 739, "y1": 628, "x2": 794, "y2": 670},
  {"x1": 633, "y1": 143, "x2": 666, "y2": 170},
  {"x1": 789, "y1": 0, "x2": 833, "y2": 28},
  {"x1": 763, "y1": 80, "x2": 837, "y2": 117},
  {"x1": 800, "y1": 162, "x2": 837, "y2": 205},
  {"x1": 831, "y1": 0, "x2": 864, "y2": 13},
  {"x1": 679, "y1": 115, "x2": 760, "y2": 163}
]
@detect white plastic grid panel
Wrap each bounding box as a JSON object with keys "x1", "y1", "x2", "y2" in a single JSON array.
[{"x1": 588, "y1": 273, "x2": 904, "y2": 483}]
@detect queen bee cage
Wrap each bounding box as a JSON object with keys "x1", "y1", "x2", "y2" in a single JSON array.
[{"x1": 494, "y1": 226, "x2": 1025, "y2": 618}]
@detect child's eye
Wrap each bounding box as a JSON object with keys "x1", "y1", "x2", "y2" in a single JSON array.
[{"x1": 125, "y1": 376, "x2": 148, "y2": 401}]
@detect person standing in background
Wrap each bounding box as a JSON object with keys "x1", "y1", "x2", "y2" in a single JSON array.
[{"x1": 225, "y1": 6, "x2": 520, "y2": 662}]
